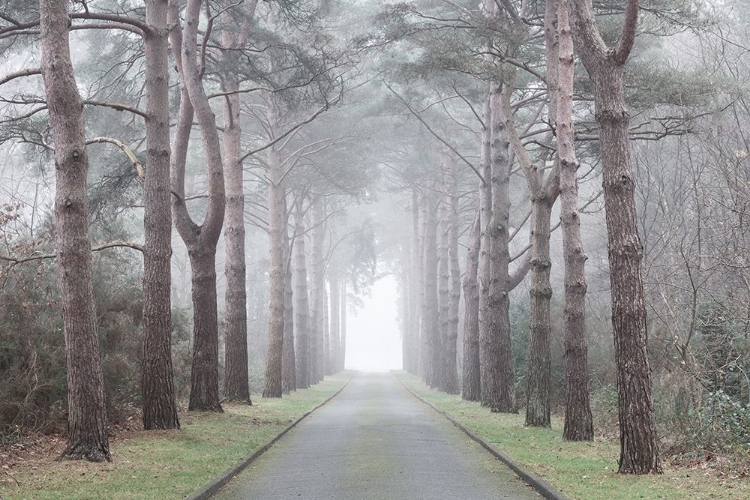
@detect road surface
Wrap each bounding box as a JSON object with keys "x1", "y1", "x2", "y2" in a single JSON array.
[{"x1": 214, "y1": 373, "x2": 541, "y2": 500}]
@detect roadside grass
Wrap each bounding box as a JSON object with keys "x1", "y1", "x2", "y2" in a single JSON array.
[
  {"x1": 394, "y1": 371, "x2": 749, "y2": 500},
  {"x1": 0, "y1": 373, "x2": 351, "y2": 500}
]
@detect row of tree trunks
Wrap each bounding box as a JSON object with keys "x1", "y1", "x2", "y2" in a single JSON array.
[
  {"x1": 141, "y1": 0, "x2": 180, "y2": 430},
  {"x1": 39, "y1": 0, "x2": 110, "y2": 461}
]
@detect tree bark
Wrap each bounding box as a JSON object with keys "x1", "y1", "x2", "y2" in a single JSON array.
[
  {"x1": 340, "y1": 277, "x2": 347, "y2": 371},
  {"x1": 221, "y1": 76, "x2": 250, "y2": 404},
  {"x1": 571, "y1": 0, "x2": 659, "y2": 473},
  {"x1": 423, "y1": 189, "x2": 440, "y2": 388},
  {"x1": 310, "y1": 197, "x2": 325, "y2": 383},
  {"x1": 557, "y1": 0, "x2": 593, "y2": 442},
  {"x1": 282, "y1": 198, "x2": 296, "y2": 393},
  {"x1": 410, "y1": 189, "x2": 421, "y2": 375},
  {"x1": 478, "y1": 88, "x2": 493, "y2": 405},
  {"x1": 322, "y1": 272, "x2": 331, "y2": 377},
  {"x1": 169, "y1": 0, "x2": 225, "y2": 412},
  {"x1": 262, "y1": 144, "x2": 285, "y2": 398},
  {"x1": 485, "y1": 78, "x2": 516, "y2": 413},
  {"x1": 142, "y1": 0, "x2": 180, "y2": 430},
  {"x1": 329, "y1": 261, "x2": 341, "y2": 374},
  {"x1": 437, "y1": 176, "x2": 451, "y2": 390},
  {"x1": 293, "y1": 202, "x2": 311, "y2": 388},
  {"x1": 39, "y1": 0, "x2": 110, "y2": 461},
  {"x1": 444, "y1": 158, "x2": 460, "y2": 394},
  {"x1": 462, "y1": 209, "x2": 481, "y2": 401}
]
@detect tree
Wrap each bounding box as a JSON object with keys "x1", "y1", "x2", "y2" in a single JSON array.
[
  {"x1": 169, "y1": 0, "x2": 226, "y2": 412},
  {"x1": 221, "y1": 0, "x2": 258, "y2": 405},
  {"x1": 141, "y1": 0, "x2": 180, "y2": 431},
  {"x1": 570, "y1": 0, "x2": 660, "y2": 473},
  {"x1": 556, "y1": 0, "x2": 593, "y2": 442},
  {"x1": 38, "y1": 0, "x2": 109, "y2": 461}
]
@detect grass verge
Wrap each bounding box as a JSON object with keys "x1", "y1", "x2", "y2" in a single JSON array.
[
  {"x1": 0, "y1": 372, "x2": 352, "y2": 500},
  {"x1": 394, "y1": 371, "x2": 749, "y2": 500}
]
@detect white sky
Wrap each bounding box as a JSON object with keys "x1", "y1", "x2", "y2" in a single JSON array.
[{"x1": 345, "y1": 275, "x2": 403, "y2": 372}]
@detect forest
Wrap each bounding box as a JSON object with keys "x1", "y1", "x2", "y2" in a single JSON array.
[{"x1": 0, "y1": 0, "x2": 749, "y2": 495}]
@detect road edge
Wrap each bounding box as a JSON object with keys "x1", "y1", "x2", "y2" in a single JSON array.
[
  {"x1": 393, "y1": 372, "x2": 569, "y2": 500},
  {"x1": 185, "y1": 374, "x2": 355, "y2": 500}
]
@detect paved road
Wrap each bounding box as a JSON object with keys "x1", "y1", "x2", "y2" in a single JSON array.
[{"x1": 215, "y1": 373, "x2": 541, "y2": 500}]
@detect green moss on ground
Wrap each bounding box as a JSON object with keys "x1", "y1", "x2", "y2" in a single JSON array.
[
  {"x1": 394, "y1": 371, "x2": 749, "y2": 500},
  {"x1": 0, "y1": 373, "x2": 351, "y2": 500}
]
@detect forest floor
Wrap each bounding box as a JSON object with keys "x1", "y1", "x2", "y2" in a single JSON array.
[
  {"x1": 0, "y1": 372, "x2": 352, "y2": 500},
  {"x1": 395, "y1": 371, "x2": 750, "y2": 500}
]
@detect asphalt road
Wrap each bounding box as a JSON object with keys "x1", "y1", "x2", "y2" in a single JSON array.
[{"x1": 214, "y1": 373, "x2": 541, "y2": 500}]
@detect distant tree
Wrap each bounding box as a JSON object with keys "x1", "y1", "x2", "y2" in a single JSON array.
[{"x1": 38, "y1": 0, "x2": 109, "y2": 461}]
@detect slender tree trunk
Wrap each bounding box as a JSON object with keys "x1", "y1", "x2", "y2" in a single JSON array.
[
  {"x1": 310, "y1": 198, "x2": 325, "y2": 383},
  {"x1": 462, "y1": 209, "x2": 481, "y2": 400},
  {"x1": 423, "y1": 190, "x2": 440, "y2": 388},
  {"x1": 142, "y1": 0, "x2": 179, "y2": 430},
  {"x1": 282, "y1": 198, "x2": 296, "y2": 393},
  {"x1": 322, "y1": 274, "x2": 331, "y2": 377},
  {"x1": 330, "y1": 262, "x2": 341, "y2": 374},
  {"x1": 445, "y1": 159, "x2": 461, "y2": 395},
  {"x1": 571, "y1": 0, "x2": 659, "y2": 473},
  {"x1": 410, "y1": 190, "x2": 421, "y2": 375},
  {"x1": 400, "y1": 242, "x2": 411, "y2": 372},
  {"x1": 557, "y1": 0, "x2": 593, "y2": 442},
  {"x1": 437, "y1": 178, "x2": 451, "y2": 390},
  {"x1": 39, "y1": 0, "x2": 109, "y2": 461},
  {"x1": 263, "y1": 145, "x2": 285, "y2": 398},
  {"x1": 486, "y1": 79, "x2": 516, "y2": 413},
  {"x1": 478, "y1": 89, "x2": 493, "y2": 405},
  {"x1": 169, "y1": 0, "x2": 225, "y2": 412},
  {"x1": 222, "y1": 77, "x2": 251, "y2": 404},
  {"x1": 293, "y1": 203, "x2": 311, "y2": 388},
  {"x1": 340, "y1": 277, "x2": 347, "y2": 371}
]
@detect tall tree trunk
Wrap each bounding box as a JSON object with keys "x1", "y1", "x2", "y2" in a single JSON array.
[
  {"x1": 340, "y1": 277, "x2": 347, "y2": 371},
  {"x1": 282, "y1": 198, "x2": 296, "y2": 393},
  {"x1": 485, "y1": 78, "x2": 516, "y2": 413},
  {"x1": 169, "y1": 0, "x2": 225, "y2": 412},
  {"x1": 400, "y1": 242, "x2": 412, "y2": 373},
  {"x1": 462, "y1": 209, "x2": 481, "y2": 401},
  {"x1": 222, "y1": 77, "x2": 250, "y2": 404},
  {"x1": 142, "y1": 0, "x2": 179, "y2": 430},
  {"x1": 423, "y1": 189, "x2": 440, "y2": 388},
  {"x1": 571, "y1": 0, "x2": 659, "y2": 473},
  {"x1": 39, "y1": 0, "x2": 109, "y2": 461},
  {"x1": 557, "y1": 0, "x2": 593, "y2": 442},
  {"x1": 330, "y1": 261, "x2": 341, "y2": 374},
  {"x1": 322, "y1": 273, "x2": 331, "y2": 377},
  {"x1": 310, "y1": 198, "x2": 325, "y2": 383},
  {"x1": 437, "y1": 177, "x2": 451, "y2": 390},
  {"x1": 445, "y1": 158, "x2": 461, "y2": 395},
  {"x1": 410, "y1": 190, "x2": 421, "y2": 375},
  {"x1": 293, "y1": 202, "x2": 311, "y2": 388},
  {"x1": 478, "y1": 88, "x2": 493, "y2": 405},
  {"x1": 262, "y1": 145, "x2": 285, "y2": 398}
]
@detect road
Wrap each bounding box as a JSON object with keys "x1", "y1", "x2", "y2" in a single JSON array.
[{"x1": 214, "y1": 372, "x2": 541, "y2": 500}]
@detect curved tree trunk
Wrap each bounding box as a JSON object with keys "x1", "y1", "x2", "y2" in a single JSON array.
[
  {"x1": 39, "y1": 0, "x2": 110, "y2": 461},
  {"x1": 571, "y1": 0, "x2": 659, "y2": 473},
  {"x1": 142, "y1": 0, "x2": 179, "y2": 430},
  {"x1": 557, "y1": 0, "x2": 593, "y2": 442},
  {"x1": 169, "y1": 0, "x2": 225, "y2": 412}
]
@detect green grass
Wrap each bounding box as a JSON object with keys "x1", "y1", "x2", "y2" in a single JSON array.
[
  {"x1": 0, "y1": 373, "x2": 351, "y2": 500},
  {"x1": 394, "y1": 371, "x2": 749, "y2": 500}
]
